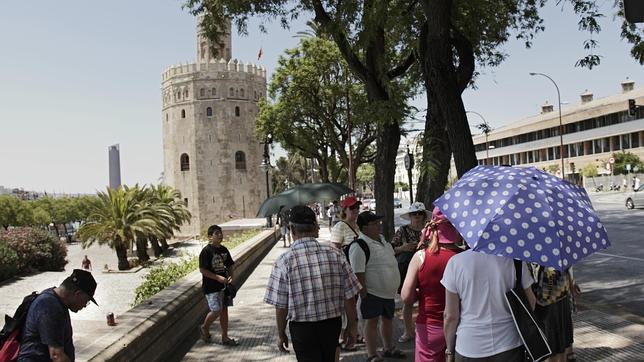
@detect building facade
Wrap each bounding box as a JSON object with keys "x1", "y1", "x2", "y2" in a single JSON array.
[
  {"x1": 162, "y1": 18, "x2": 267, "y2": 236},
  {"x1": 472, "y1": 80, "x2": 644, "y2": 179}
]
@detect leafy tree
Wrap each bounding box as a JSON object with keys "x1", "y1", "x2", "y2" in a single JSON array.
[
  {"x1": 581, "y1": 164, "x2": 598, "y2": 178},
  {"x1": 356, "y1": 163, "x2": 375, "y2": 193},
  {"x1": 613, "y1": 151, "x2": 644, "y2": 176},
  {"x1": 0, "y1": 195, "x2": 21, "y2": 229},
  {"x1": 257, "y1": 36, "x2": 377, "y2": 184}
]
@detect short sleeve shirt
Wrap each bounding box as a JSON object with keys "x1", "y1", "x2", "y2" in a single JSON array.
[
  {"x1": 330, "y1": 221, "x2": 358, "y2": 246},
  {"x1": 18, "y1": 288, "x2": 74, "y2": 362},
  {"x1": 440, "y1": 250, "x2": 534, "y2": 358},
  {"x1": 349, "y1": 233, "x2": 400, "y2": 299},
  {"x1": 199, "y1": 243, "x2": 234, "y2": 294}
]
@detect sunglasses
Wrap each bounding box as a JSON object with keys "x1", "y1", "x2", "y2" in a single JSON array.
[{"x1": 410, "y1": 211, "x2": 425, "y2": 216}]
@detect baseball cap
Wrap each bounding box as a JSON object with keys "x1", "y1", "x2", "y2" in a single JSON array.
[
  {"x1": 340, "y1": 196, "x2": 361, "y2": 209},
  {"x1": 289, "y1": 205, "x2": 317, "y2": 225},
  {"x1": 357, "y1": 211, "x2": 384, "y2": 229},
  {"x1": 64, "y1": 269, "x2": 98, "y2": 305}
]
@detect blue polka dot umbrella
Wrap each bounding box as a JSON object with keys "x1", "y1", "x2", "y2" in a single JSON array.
[{"x1": 434, "y1": 165, "x2": 610, "y2": 271}]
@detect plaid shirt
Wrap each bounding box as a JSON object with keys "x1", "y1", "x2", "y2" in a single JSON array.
[{"x1": 264, "y1": 237, "x2": 362, "y2": 322}]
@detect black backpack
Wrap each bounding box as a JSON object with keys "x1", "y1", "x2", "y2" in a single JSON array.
[
  {"x1": 342, "y1": 238, "x2": 370, "y2": 266},
  {"x1": 0, "y1": 292, "x2": 40, "y2": 361}
]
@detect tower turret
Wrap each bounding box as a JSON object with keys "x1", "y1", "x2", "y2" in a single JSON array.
[{"x1": 197, "y1": 15, "x2": 232, "y2": 62}]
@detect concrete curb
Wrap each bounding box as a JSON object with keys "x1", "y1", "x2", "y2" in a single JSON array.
[{"x1": 77, "y1": 228, "x2": 278, "y2": 362}]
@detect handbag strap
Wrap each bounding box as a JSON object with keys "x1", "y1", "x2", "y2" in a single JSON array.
[{"x1": 513, "y1": 259, "x2": 522, "y2": 289}]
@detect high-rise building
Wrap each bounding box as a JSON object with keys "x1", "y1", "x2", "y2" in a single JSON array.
[{"x1": 161, "y1": 17, "x2": 267, "y2": 236}]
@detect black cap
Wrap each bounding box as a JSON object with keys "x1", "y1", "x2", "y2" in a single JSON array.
[
  {"x1": 289, "y1": 205, "x2": 317, "y2": 225},
  {"x1": 357, "y1": 211, "x2": 384, "y2": 229},
  {"x1": 64, "y1": 269, "x2": 98, "y2": 305}
]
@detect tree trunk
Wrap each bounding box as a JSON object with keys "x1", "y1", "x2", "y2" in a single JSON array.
[
  {"x1": 374, "y1": 121, "x2": 401, "y2": 240},
  {"x1": 424, "y1": 0, "x2": 477, "y2": 177},
  {"x1": 135, "y1": 237, "x2": 149, "y2": 262},
  {"x1": 115, "y1": 244, "x2": 130, "y2": 271},
  {"x1": 149, "y1": 235, "x2": 163, "y2": 258},
  {"x1": 160, "y1": 237, "x2": 170, "y2": 252}
]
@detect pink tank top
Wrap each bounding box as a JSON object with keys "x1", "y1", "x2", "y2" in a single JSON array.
[{"x1": 416, "y1": 247, "x2": 461, "y2": 325}]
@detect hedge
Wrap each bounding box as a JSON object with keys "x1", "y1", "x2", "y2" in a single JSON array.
[{"x1": 0, "y1": 227, "x2": 68, "y2": 281}]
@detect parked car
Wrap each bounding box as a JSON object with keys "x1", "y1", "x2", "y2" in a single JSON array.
[
  {"x1": 369, "y1": 200, "x2": 376, "y2": 211},
  {"x1": 625, "y1": 184, "x2": 644, "y2": 209},
  {"x1": 360, "y1": 199, "x2": 373, "y2": 212},
  {"x1": 393, "y1": 197, "x2": 402, "y2": 208}
]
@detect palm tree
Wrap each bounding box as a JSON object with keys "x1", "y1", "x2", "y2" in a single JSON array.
[
  {"x1": 148, "y1": 184, "x2": 191, "y2": 255},
  {"x1": 77, "y1": 186, "x2": 164, "y2": 270}
]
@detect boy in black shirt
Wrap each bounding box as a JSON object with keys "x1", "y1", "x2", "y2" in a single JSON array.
[{"x1": 198, "y1": 225, "x2": 238, "y2": 345}]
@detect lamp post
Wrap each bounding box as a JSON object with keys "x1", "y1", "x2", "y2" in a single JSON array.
[
  {"x1": 466, "y1": 111, "x2": 492, "y2": 164},
  {"x1": 259, "y1": 136, "x2": 273, "y2": 227},
  {"x1": 530, "y1": 72, "x2": 565, "y2": 178},
  {"x1": 404, "y1": 146, "x2": 414, "y2": 202}
]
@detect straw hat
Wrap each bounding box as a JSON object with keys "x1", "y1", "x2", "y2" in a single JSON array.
[{"x1": 401, "y1": 201, "x2": 431, "y2": 220}]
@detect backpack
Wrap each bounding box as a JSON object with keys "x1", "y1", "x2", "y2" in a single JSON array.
[
  {"x1": 530, "y1": 264, "x2": 571, "y2": 306},
  {"x1": 342, "y1": 238, "x2": 370, "y2": 266},
  {"x1": 0, "y1": 292, "x2": 39, "y2": 362}
]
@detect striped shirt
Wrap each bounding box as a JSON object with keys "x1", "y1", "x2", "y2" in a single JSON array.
[{"x1": 264, "y1": 237, "x2": 362, "y2": 322}]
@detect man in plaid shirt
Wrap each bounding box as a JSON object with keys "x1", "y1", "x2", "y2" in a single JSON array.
[{"x1": 265, "y1": 205, "x2": 361, "y2": 361}]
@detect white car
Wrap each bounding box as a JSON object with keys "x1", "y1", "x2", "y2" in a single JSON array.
[{"x1": 625, "y1": 184, "x2": 644, "y2": 209}]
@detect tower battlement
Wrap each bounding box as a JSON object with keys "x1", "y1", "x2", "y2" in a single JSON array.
[{"x1": 162, "y1": 58, "x2": 266, "y2": 82}]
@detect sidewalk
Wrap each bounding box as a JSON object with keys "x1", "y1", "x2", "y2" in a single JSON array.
[{"x1": 182, "y1": 228, "x2": 644, "y2": 362}]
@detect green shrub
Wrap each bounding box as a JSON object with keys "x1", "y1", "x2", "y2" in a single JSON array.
[
  {"x1": 0, "y1": 227, "x2": 68, "y2": 272},
  {"x1": 132, "y1": 256, "x2": 198, "y2": 306},
  {"x1": 0, "y1": 240, "x2": 19, "y2": 281}
]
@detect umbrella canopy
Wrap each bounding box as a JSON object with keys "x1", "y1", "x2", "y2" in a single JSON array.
[
  {"x1": 256, "y1": 183, "x2": 353, "y2": 217},
  {"x1": 434, "y1": 165, "x2": 610, "y2": 271}
]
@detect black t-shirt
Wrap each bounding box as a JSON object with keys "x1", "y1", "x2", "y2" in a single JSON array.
[{"x1": 199, "y1": 243, "x2": 234, "y2": 293}]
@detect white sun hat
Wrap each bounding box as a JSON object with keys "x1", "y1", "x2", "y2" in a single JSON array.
[{"x1": 401, "y1": 201, "x2": 431, "y2": 220}]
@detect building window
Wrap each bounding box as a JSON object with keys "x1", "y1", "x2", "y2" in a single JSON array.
[
  {"x1": 212, "y1": 87, "x2": 216, "y2": 96},
  {"x1": 235, "y1": 151, "x2": 246, "y2": 170},
  {"x1": 240, "y1": 88, "x2": 244, "y2": 97},
  {"x1": 184, "y1": 198, "x2": 189, "y2": 207},
  {"x1": 180, "y1": 153, "x2": 190, "y2": 171},
  {"x1": 206, "y1": 107, "x2": 213, "y2": 117},
  {"x1": 181, "y1": 109, "x2": 186, "y2": 118},
  {"x1": 632, "y1": 132, "x2": 640, "y2": 148},
  {"x1": 184, "y1": 89, "x2": 189, "y2": 99},
  {"x1": 229, "y1": 87, "x2": 234, "y2": 97},
  {"x1": 200, "y1": 88, "x2": 205, "y2": 97},
  {"x1": 165, "y1": 114, "x2": 168, "y2": 122},
  {"x1": 235, "y1": 106, "x2": 240, "y2": 117}
]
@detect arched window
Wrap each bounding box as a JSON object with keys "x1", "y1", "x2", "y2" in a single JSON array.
[
  {"x1": 229, "y1": 87, "x2": 234, "y2": 97},
  {"x1": 165, "y1": 114, "x2": 168, "y2": 122},
  {"x1": 183, "y1": 89, "x2": 189, "y2": 98},
  {"x1": 235, "y1": 106, "x2": 240, "y2": 117},
  {"x1": 240, "y1": 88, "x2": 244, "y2": 97},
  {"x1": 206, "y1": 107, "x2": 213, "y2": 117},
  {"x1": 212, "y1": 87, "x2": 216, "y2": 95},
  {"x1": 180, "y1": 153, "x2": 190, "y2": 171},
  {"x1": 200, "y1": 88, "x2": 205, "y2": 97},
  {"x1": 235, "y1": 151, "x2": 246, "y2": 170},
  {"x1": 181, "y1": 109, "x2": 186, "y2": 118}
]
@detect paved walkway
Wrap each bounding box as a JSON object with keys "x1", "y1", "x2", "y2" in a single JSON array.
[{"x1": 182, "y1": 228, "x2": 644, "y2": 362}]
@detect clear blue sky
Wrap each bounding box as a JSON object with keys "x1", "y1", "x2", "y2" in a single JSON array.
[{"x1": 0, "y1": 1, "x2": 640, "y2": 194}]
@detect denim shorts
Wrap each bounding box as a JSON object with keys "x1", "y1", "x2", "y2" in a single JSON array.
[{"x1": 205, "y1": 291, "x2": 231, "y2": 312}]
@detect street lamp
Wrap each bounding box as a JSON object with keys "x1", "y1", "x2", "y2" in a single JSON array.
[
  {"x1": 259, "y1": 136, "x2": 273, "y2": 227},
  {"x1": 530, "y1": 72, "x2": 565, "y2": 178},
  {"x1": 466, "y1": 111, "x2": 492, "y2": 165}
]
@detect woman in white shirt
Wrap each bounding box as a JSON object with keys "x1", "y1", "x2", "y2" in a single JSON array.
[
  {"x1": 441, "y1": 251, "x2": 536, "y2": 361},
  {"x1": 330, "y1": 196, "x2": 361, "y2": 248}
]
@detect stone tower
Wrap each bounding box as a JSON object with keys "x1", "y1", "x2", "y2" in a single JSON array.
[{"x1": 161, "y1": 17, "x2": 267, "y2": 236}]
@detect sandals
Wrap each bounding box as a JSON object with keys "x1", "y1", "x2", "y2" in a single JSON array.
[
  {"x1": 199, "y1": 326, "x2": 211, "y2": 342},
  {"x1": 222, "y1": 337, "x2": 240, "y2": 346},
  {"x1": 381, "y1": 348, "x2": 406, "y2": 359},
  {"x1": 397, "y1": 334, "x2": 414, "y2": 343}
]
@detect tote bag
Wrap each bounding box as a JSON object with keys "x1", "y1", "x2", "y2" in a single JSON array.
[{"x1": 505, "y1": 260, "x2": 552, "y2": 362}]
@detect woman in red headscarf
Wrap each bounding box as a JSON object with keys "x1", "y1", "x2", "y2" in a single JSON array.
[{"x1": 400, "y1": 207, "x2": 464, "y2": 362}]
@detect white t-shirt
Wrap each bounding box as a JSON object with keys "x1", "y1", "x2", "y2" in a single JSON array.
[
  {"x1": 330, "y1": 221, "x2": 358, "y2": 246},
  {"x1": 349, "y1": 233, "x2": 400, "y2": 300},
  {"x1": 440, "y1": 250, "x2": 534, "y2": 358}
]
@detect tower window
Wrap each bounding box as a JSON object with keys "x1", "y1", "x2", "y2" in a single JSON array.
[
  {"x1": 184, "y1": 198, "x2": 189, "y2": 207},
  {"x1": 200, "y1": 88, "x2": 205, "y2": 97},
  {"x1": 212, "y1": 87, "x2": 217, "y2": 96},
  {"x1": 165, "y1": 114, "x2": 168, "y2": 122},
  {"x1": 184, "y1": 89, "x2": 189, "y2": 98},
  {"x1": 229, "y1": 87, "x2": 234, "y2": 97},
  {"x1": 240, "y1": 88, "x2": 244, "y2": 98},
  {"x1": 181, "y1": 109, "x2": 186, "y2": 118},
  {"x1": 235, "y1": 151, "x2": 246, "y2": 170},
  {"x1": 235, "y1": 106, "x2": 240, "y2": 117},
  {"x1": 180, "y1": 153, "x2": 190, "y2": 171},
  {"x1": 206, "y1": 107, "x2": 213, "y2": 117}
]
